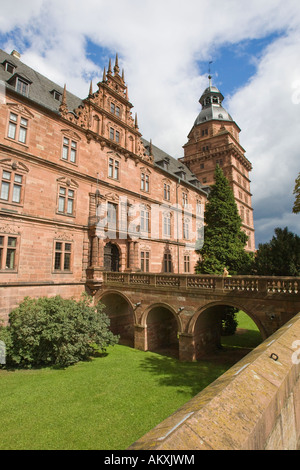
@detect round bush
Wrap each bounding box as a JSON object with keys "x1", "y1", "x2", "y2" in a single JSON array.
[{"x1": 4, "y1": 294, "x2": 119, "y2": 368}]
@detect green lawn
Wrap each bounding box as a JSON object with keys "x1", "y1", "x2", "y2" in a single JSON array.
[
  {"x1": 221, "y1": 310, "x2": 262, "y2": 349},
  {"x1": 0, "y1": 311, "x2": 261, "y2": 450},
  {"x1": 0, "y1": 344, "x2": 233, "y2": 450}
]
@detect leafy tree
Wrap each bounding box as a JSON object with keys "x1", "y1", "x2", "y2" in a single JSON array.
[
  {"x1": 293, "y1": 172, "x2": 300, "y2": 214},
  {"x1": 196, "y1": 165, "x2": 253, "y2": 275},
  {"x1": 2, "y1": 294, "x2": 119, "y2": 368},
  {"x1": 253, "y1": 227, "x2": 300, "y2": 276},
  {"x1": 221, "y1": 306, "x2": 239, "y2": 336}
]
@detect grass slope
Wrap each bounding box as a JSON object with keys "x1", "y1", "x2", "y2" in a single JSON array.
[{"x1": 0, "y1": 345, "x2": 232, "y2": 450}]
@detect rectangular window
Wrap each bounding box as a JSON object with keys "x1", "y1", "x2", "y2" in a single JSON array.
[
  {"x1": 164, "y1": 253, "x2": 172, "y2": 273},
  {"x1": 110, "y1": 103, "x2": 115, "y2": 114},
  {"x1": 196, "y1": 200, "x2": 202, "y2": 215},
  {"x1": 140, "y1": 208, "x2": 149, "y2": 233},
  {"x1": 163, "y1": 214, "x2": 171, "y2": 237},
  {"x1": 18, "y1": 117, "x2": 28, "y2": 143},
  {"x1": 7, "y1": 112, "x2": 28, "y2": 144},
  {"x1": 141, "y1": 251, "x2": 149, "y2": 272},
  {"x1": 58, "y1": 186, "x2": 75, "y2": 215},
  {"x1": 110, "y1": 128, "x2": 115, "y2": 140},
  {"x1": 0, "y1": 235, "x2": 18, "y2": 270},
  {"x1": 184, "y1": 255, "x2": 190, "y2": 273},
  {"x1": 182, "y1": 193, "x2": 188, "y2": 207},
  {"x1": 1, "y1": 171, "x2": 10, "y2": 200},
  {"x1": 115, "y1": 130, "x2": 120, "y2": 143},
  {"x1": 108, "y1": 158, "x2": 119, "y2": 180},
  {"x1": 141, "y1": 173, "x2": 150, "y2": 192},
  {"x1": 183, "y1": 221, "x2": 189, "y2": 240},
  {"x1": 62, "y1": 137, "x2": 77, "y2": 163},
  {"x1": 0, "y1": 170, "x2": 23, "y2": 204},
  {"x1": 16, "y1": 78, "x2": 29, "y2": 96},
  {"x1": 54, "y1": 241, "x2": 72, "y2": 271},
  {"x1": 12, "y1": 174, "x2": 22, "y2": 203},
  {"x1": 116, "y1": 106, "x2": 120, "y2": 117},
  {"x1": 164, "y1": 183, "x2": 170, "y2": 201},
  {"x1": 8, "y1": 113, "x2": 17, "y2": 139}
]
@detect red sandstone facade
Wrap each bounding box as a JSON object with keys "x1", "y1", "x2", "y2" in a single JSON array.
[{"x1": 0, "y1": 50, "x2": 255, "y2": 323}]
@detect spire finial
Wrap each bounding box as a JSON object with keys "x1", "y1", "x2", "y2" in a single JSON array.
[
  {"x1": 208, "y1": 61, "x2": 213, "y2": 87},
  {"x1": 59, "y1": 84, "x2": 68, "y2": 114},
  {"x1": 102, "y1": 66, "x2": 106, "y2": 82},
  {"x1": 114, "y1": 53, "x2": 120, "y2": 75},
  {"x1": 135, "y1": 113, "x2": 138, "y2": 129},
  {"x1": 149, "y1": 139, "x2": 153, "y2": 156},
  {"x1": 89, "y1": 80, "x2": 93, "y2": 96},
  {"x1": 108, "y1": 58, "x2": 112, "y2": 74}
]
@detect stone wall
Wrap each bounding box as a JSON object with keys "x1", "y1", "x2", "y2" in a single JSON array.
[{"x1": 128, "y1": 312, "x2": 300, "y2": 450}]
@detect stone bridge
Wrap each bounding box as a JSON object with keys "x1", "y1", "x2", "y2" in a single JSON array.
[{"x1": 89, "y1": 272, "x2": 300, "y2": 361}]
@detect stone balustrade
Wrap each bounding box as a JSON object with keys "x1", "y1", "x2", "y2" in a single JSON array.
[{"x1": 102, "y1": 272, "x2": 299, "y2": 295}]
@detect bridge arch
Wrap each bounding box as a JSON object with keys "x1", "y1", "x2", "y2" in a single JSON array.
[
  {"x1": 142, "y1": 303, "x2": 182, "y2": 357},
  {"x1": 188, "y1": 300, "x2": 266, "y2": 360},
  {"x1": 189, "y1": 300, "x2": 267, "y2": 338},
  {"x1": 97, "y1": 289, "x2": 136, "y2": 347}
]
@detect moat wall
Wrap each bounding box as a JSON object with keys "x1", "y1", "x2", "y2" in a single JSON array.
[{"x1": 129, "y1": 312, "x2": 300, "y2": 450}]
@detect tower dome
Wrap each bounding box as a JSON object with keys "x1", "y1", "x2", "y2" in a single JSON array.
[{"x1": 194, "y1": 75, "x2": 233, "y2": 126}]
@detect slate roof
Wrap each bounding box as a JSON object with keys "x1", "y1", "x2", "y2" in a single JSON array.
[
  {"x1": 0, "y1": 49, "x2": 82, "y2": 114},
  {"x1": 0, "y1": 49, "x2": 207, "y2": 195}
]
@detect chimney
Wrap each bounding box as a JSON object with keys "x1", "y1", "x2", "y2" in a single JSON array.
[{"x1": 11, "y1": 50, "x2": 21, "y2": 60}]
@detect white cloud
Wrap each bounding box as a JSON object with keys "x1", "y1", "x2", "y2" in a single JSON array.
[{"x1": 1, "y1": 0, "x2": 300, "y2": 244}]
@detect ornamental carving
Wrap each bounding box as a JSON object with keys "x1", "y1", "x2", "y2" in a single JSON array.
[{"x1": 6, "y1": 102, "x2": 34, "y2": 119}]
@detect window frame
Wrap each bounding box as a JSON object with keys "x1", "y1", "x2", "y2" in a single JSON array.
[
  {"x1": 140, "y1": 251, "x2": 150, "y2": 272},
  {"x1": 164, "y1": 253, "x2": 172, "y2": 273},
  {"x1": 0, "y1": 167, "x2": 24, "y2": 205},
  {"x1": 7, "y1": 111, "x2": 28, "y2": 145},
  {"x1": 184, "y1": 254, "x2": 190, "y2": 273},
  {"x1": 53, "y1": 240, "x2": 73, "y2": 272},
  {"x1": 0, "y1": 234, "x2": 19, "y2": 272},
  {"x1": 108, "y1": 157, "x2": 120, "y2": 181},
  {"x1": 163, "y1": 183, "x2": 170, "y2": 201},
  {"x1": 56, "y1": 184, "x2": 76, "y2": 217},
  {"x1": 140, "y1": 206, "x2": 150, "y2": 234},
  {"x1": 61, "y1": 136, "x2": 78, "y2": 164},
  {"x1": 163, "y1": 212, "x2": 171, "y2": 238},
  {"x1": 141, "y1": 172, "x2": 150, "y2": 193}
]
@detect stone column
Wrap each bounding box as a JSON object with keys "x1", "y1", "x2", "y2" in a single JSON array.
[
  {"x1": 134, "y1": 325, "x2": 147, "y2": 351},
  {"x1": 178, "y1": 333, "x2": 195, "y2": 362}
]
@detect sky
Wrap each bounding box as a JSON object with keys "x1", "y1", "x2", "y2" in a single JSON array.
[{"x1": 0, "y1": 0, "x2": 299, "y2": 247}]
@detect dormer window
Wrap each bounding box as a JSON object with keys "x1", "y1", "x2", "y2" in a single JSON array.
[
  {"x1": 7, "y1": 73, "x2": 31, "y2": 97},
  {"x1": 51, "y1": 90, "x2": 62, "y2": 101},
  {"x1": 3, "y1": 61, "x2": 15, "y2": 74},
  {"x1": 16, "y1": 77, "x2": 29, "y2": 96}
]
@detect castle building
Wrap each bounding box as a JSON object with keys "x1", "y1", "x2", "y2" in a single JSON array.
[{"x1": 0, "y1": 49, "x2": 254, "y2": 323}]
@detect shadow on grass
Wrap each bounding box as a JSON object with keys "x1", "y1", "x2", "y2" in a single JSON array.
[
  {"x1": 139, "y1": 351, "x2": 235, "y2": 397},
  {"x1": 139, "y1": 328, "x2": 262, "y2": 397}
]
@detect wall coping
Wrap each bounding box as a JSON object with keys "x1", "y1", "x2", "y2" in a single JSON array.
[{"x1": 128, "y1": 312, "x2": 300, "y2": 450}]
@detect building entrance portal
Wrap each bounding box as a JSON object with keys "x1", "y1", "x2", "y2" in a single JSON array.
[{"x1": 104, "y1": 242, "x2": 120, "y2": 272}]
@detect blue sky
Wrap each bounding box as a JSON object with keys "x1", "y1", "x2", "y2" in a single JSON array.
[{"x1": 0, "y1": 0, "x2": 299, "y2": 246}]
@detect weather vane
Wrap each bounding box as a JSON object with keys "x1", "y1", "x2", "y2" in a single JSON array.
[{"x1": 208, "y1": 61, "x2": 213, "y2": 76}]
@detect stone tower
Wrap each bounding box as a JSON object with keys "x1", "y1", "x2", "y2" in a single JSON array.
[{"x1": 180, "y1": 75, "x2": 255, "y2": 251}]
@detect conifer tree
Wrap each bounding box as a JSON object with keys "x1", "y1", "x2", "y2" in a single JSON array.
[
  {"x1": 292, "y1": 172, "x2": 300, "y2": 214},
  {"x1": 196, "y1": 165, "x2": 252, "y2": 275}
]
